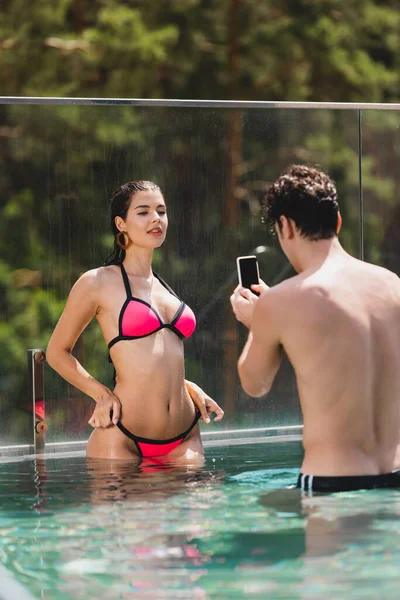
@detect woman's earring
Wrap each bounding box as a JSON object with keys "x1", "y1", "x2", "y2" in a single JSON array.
[{"x1": 116, "y1": 231, "x2": 132, "y2": 250}]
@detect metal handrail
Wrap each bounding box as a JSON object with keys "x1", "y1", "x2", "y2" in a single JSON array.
[
  {"x1": 1, "y1": 96, "x2": 400, "y2": 110},
  {"x1": 26, "y1": 349, "x2": 48, "y2": 453}
]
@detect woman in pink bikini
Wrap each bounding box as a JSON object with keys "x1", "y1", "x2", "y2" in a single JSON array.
[{"x1": 46, "y1": 180, "x2": 224, "y2": 462}]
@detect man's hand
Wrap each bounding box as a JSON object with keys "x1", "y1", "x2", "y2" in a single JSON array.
[
  {"x1": 251, "y1": 281, "x2": 269, "y2": 296},
  {"x1": 88, "y1": 389, "x2": 122, "y2": 428},
  {"x1": 230, "y1": 280, "x2": 269, "y2": 328},
  {"x1": 185, "y1": 380, "x2": 224, "y2": 423}
]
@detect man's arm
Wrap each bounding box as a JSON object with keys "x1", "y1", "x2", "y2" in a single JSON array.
[{"x1": 238, "y1": 294, "x2": 283, "y2": 397}]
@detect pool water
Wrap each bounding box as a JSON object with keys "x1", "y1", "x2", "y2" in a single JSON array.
[{"x1": 1, "y1": 440, "x2": 400, "y2": 599}]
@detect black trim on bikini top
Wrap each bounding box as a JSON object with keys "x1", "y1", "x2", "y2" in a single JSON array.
[{"x1": 107, "y1": 263, "x2": 188, "y2": 351}]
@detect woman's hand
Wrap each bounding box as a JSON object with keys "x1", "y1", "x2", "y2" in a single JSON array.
[
  {"x1": 88, "y1": 388, "x2": 122, "y2": 428},
  {"x1": 185, "y1": 380, "x2": 224, "y2": 423}
]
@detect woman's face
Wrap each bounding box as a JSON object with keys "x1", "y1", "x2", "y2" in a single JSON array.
[{"x1": 116, "y1": 190, "x2": 168, "y2": 249}]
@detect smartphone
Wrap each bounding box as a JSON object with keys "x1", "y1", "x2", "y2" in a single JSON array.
[{"x1": 236, "y1": 255, "x2": 260, "y2": 295}]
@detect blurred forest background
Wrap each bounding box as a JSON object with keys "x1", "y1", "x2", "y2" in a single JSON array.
[{"x1": 0, "y1": 0, "x2": 399, "y2": 444}]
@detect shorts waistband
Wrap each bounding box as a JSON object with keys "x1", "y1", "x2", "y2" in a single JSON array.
[{"x1": 297, "y1": 470, "x2": 400, "y2": 494}]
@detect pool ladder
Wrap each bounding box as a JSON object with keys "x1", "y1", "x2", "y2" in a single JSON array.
[{"x1": 27, "y1": 349, "x2": 48, "y2": 453}]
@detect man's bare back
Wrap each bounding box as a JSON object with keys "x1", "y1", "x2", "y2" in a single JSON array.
[
  {"x1": 272, "y1": 252, "x2": 400, "y2": 476},
  {"x1": 231, "y1": 165, "x2": 400, "y2": 492}
]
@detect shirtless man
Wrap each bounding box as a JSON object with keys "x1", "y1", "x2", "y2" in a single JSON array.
[{"x1": 230, "y1": 164, "x2": 400, "y2": 493}]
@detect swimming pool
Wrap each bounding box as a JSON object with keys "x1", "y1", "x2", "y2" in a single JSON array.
[{"x1": 1, "y1": 439, "x2": 400, "y2": 599}]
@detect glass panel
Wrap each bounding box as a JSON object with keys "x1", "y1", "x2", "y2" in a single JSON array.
[
  {"x1": 361, "y1": 110, "x2": 400, "y2": 275},
  {"x1": 0, "y1": 102, "x2": 361, "y2": 446}
]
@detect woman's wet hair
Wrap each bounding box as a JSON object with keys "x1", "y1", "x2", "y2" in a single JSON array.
[
  {"x1": 261, "y1": 165, "x2": 339, "y2": 241},
  {"x1": 104, "y1": 180, "x2": 163, "y2": 266}
]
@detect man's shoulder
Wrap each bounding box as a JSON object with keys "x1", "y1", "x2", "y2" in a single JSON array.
[
  {"x1": 363, "y1": 260, "x2": 399, "y2": 281},
  {"x1": 260, "y1": 271, "x2": 337, "y2": 315},
  {"x1": 258, "y1": 274, "x2": 304, "y2": 313},
  {"x1": 266, "y1": 272, "x2": 306, "y2": 298},
  {"x1": 353, "y1": 260, "x2": 400, "y2": 299}
]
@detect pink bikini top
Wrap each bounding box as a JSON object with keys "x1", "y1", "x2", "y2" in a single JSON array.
[{"x1": 108, "y1": 263, "x2": 196, "y2": 352}]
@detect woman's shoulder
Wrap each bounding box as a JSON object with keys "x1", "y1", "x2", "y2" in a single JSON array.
[{"x1": 71, "y1": 265, "x2": 119, "y2": 294}]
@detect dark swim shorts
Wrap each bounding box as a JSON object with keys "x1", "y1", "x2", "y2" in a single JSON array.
[{"x1": 297, "y1": 470, "x2": 400, "y2": 494}]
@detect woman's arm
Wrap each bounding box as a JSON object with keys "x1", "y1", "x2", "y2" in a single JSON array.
[
  {"x1": 46, "y1": 270, "x2": 121, "y2": 427},
  {"x1": 185, "y1": 380, "x2": 224, "y2": 422}
]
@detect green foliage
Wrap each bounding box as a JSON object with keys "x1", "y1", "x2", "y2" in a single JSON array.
[{"x1": 1, "y1": 0, "x2": 399, "y2": 101}]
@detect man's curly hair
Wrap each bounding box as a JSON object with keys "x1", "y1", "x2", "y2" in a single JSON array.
[{"x1": 261, "y1": 165, "x2": 340, "y2": 241}]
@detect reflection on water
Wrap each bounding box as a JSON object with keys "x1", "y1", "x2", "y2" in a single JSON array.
[{"x1": 1, "y1": 442, "x2": 400, "y2": 598}]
